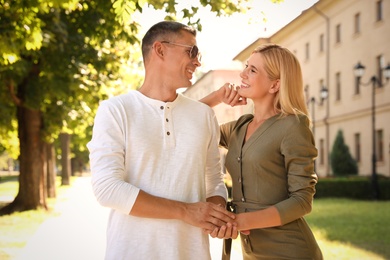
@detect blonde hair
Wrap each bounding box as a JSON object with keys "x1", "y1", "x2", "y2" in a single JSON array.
[{"x1": 252, "y1": 44, "x2": 309, "y2": 119}]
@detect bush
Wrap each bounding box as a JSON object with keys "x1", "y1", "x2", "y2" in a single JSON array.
[
  {"x1": 315, "y1": 176, "x2": 390, "y2": 200},
  {"x1": 330, "y1": 130, "x2": 358, "y2": 176}
]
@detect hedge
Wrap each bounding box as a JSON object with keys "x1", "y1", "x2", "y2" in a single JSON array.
[
  {"x1": 315, "y1": 177, "x2": 390, "y2": 200},
  {"x1": 225, "y1": 177, "x2": 390, "y2": 201}
]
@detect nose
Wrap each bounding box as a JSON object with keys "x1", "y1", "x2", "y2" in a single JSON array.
[
  {"x1": 240, "y1": 69, "x2": 247, "y2": 79},
  {"x1": 192, "y1": 57, "x2": 201, "y2": 67}
]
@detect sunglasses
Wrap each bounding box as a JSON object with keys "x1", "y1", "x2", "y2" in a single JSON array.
[{"x1": 161, "y1": 41, "x2": 202, "y2": 61}]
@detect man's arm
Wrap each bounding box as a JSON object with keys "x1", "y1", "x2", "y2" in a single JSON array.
[
  {"x1": 130, "y1": 190, "x2": 236, "y2": 232},
  {"x1": 199, "y1": 83, "x2": 247, "y2": 107}
]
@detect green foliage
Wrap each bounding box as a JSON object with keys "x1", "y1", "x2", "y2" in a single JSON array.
[
  {"x1": 330, "y1": 130, "x2": 358, "y2": 176},
  {"x1": 113, "y1": 0, "x2": 252, "y2": 31},
  {"x1": 0, "y1": 0, "x2": 142, "y2": 148},
  {"x1": 315, "y1": 177, "x2": 390, "y2": 200}
]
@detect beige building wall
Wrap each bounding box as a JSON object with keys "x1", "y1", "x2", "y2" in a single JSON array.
[{"x1": 233, "y1": 0, "x2": 390, "y2": 177}]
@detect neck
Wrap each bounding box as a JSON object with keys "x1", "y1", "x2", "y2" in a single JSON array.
[
  {"x1": 252, "y1": 107, "x2": 277, "y2": 124},
  {"x1": 139, "y1": 84, "x2": 178, "y2": 102}
]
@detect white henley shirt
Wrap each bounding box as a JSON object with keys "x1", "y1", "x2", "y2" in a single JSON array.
[{"x1": 87, "y1": 90, "x2": 227, "y2": 259}]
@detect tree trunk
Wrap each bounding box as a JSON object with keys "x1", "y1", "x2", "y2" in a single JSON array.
[
  {"x1": 0, "y1": 62, "x2": 47, "y2": 216},
  {"x1": 46, "y1": 142, "x2": 57, "y2": 198},
  {"x1": 0, "y1": 106, "x2": 45, "y2": 215},
  {"x1": 60, "y1": 133, "x2": 71, "y2": 185}
]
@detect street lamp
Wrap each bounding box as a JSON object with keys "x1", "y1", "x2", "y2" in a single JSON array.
[
  {"x1": 310, "y1": 86, "x2": 329, "y2": 172},
  {"x1": 353, "y1": 61, "x2": 390, "y2": 200}
]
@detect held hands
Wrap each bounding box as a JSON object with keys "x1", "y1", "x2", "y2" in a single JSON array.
[
  {"x1": 207, "y1": 212, "x2": 251, "y2": 239},
  {"x1": 217, "y1": 83, "x2": 247, "y2": 107},
  {"x1": 183, "y1": 202, "x2": 236, "y2": 233}
]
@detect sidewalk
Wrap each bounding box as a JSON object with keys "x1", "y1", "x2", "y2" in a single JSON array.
[{"x1": 16, "y1": 176, "x2": 242, "y2": 260}]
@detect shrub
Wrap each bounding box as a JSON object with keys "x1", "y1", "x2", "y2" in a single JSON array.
[
  {"x1": 315, "y1": 176, "x2": 390, "y2": 200},
  {"x1": 330, "y1": 130, "x2": 358, "y2": 176}
]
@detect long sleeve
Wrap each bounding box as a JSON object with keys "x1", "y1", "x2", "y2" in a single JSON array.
[
  {"x1": 274, "y1": 115, "x2": 318, "y2": 225},
  {"x1": 87, "y1": 100, "x2": 140, "y2": 215}
]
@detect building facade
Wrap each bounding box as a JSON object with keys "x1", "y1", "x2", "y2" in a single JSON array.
[{"x1": 186, "y1": 0, "x2": 390, "y2": 178}]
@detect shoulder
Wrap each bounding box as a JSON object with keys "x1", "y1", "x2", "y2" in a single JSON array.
[
  {"x1": 178, "y1": 94, "x2": 215, "y2": 114},
  {"x1": 278, "y1": 114, "x2": 310, "y2": 128},
  {"x1": 100, "y1": 91, "x2": 139, "y2": 109},
  {"x1": 220, "y1": 114, "x2": 253, "y2": 133}
]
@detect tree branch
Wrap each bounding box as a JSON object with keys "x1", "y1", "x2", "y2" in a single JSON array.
[{"x1": 8, "y1": 80, "x2": 22, "y2": 106}]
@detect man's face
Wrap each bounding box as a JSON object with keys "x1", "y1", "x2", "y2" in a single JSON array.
[{"x1": 161, "y1": 31, "x2": 201, "y2": 89}]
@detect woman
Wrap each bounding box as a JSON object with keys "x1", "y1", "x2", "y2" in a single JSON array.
[{"x1": 201, "y1": 44, "x2": 323, "y2": 259}]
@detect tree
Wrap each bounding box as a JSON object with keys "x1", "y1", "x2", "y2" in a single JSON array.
[
  {"x1": 0, "y1": 0, "x2": 264, "y2": 215},
  {"x1": 0, "y1": 0, "x2": 139, "y2": 215},
  {"x1": 330, "y1": 130, "x2": 358, "y2": 176}
]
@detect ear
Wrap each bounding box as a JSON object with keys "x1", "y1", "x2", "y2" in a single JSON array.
[
  {"x1": 270, "y1": 79, "x2": 280, "y2": 94},
  {"x1": 153, "y1": 41, "x2": 165, "y2": 59}
]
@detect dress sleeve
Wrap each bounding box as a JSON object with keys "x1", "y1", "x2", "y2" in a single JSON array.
[
  {"x1": 220, "y1": 114, "x2": 253, "y2": 149},
  {"x1": 219, "y1": 120, "x2": 236, "y2": 149},
  {"x1": 274, "y1": 115, "x2": 318, "y2": 225},
  {"x1": 87, "y1": 100, "x2": 140, "y2": 215}
]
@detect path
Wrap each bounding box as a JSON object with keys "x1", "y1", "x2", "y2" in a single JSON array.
[{"x1": 16, "y1": 176, "x2": 242, "y2": 260}]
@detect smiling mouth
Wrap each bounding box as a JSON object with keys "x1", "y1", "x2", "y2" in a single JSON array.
[{"x1": 240, "y1": 83, "x2": 249, "y2": 88}]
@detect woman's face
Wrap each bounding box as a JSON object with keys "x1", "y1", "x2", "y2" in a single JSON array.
[{"x1": 238, "y1": 53, "x2": 277, "y2": 100}]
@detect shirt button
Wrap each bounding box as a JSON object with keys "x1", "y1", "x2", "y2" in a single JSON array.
[
  {"x1": 160, "y1": 106, "x2": 164, "y2": 110},
  {"x1": 166, "y1": 118, "x2": 169, "y2": 122},
  {"x1": 238, "y1": 178, "x2": 242, "y2": 183},
  {"x1": 237, "y1": 157, "x2": 241, "y2": 162},
  {"x1": 167, "y1": 132, "x2": 170, "y2": 136},
  {"x1": 241, "y1": 198, "x2": 245, "y2": 202}
]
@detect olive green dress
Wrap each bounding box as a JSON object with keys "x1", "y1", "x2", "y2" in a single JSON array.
[{"x1": 220, "y1": 114, "x2": 323, "y2": 260}]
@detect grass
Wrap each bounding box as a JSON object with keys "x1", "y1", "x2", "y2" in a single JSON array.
[
  {"x1": 0, "y1": 176, "x2": 389, "y2": 260},
  {"x1": 306, "y1": 198, "x2": 390, "y2": 260},
  {"x1": 0, "y1": 175, "x2": 72, "y2": 260}
]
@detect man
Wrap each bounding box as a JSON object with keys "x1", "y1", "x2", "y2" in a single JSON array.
[{"x1": 87, "y1": 21, "x2": 236, "y2": 259}]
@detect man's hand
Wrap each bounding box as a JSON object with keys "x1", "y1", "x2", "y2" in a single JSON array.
[
  {"x1": 218, "y1": 83, "x2": 247, "y2": 107},
  {"x1": 182, "y1": 202, "x2": 236, "y2": 231}
]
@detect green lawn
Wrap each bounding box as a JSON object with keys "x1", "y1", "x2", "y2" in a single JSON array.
[
  {"x1": 306, "y1": 198, "x2": 390, "y2": 260},
  {"x1": 1, "y1": 176, "x2": 389, "y2": 260}
]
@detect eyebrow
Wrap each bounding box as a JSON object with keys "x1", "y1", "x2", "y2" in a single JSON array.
[{"x1": 247, "y1": 63, "x2": 258, "y2": 71}]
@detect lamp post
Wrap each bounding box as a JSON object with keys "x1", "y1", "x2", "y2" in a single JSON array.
[
  {"x1": 310, "y1": 86, "x2": 328, "y2": 172},
  {"x1": 353, "y1": 61, "x2": 390, "y2": 200}
]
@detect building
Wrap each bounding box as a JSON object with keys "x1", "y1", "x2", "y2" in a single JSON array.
[{"x1": 186, "y1": 0, "x2": 390, "y2": 178}]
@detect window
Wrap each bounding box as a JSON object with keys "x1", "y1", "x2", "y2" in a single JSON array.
[
  {"x1": 355, "y1": 74, "x2": 361, "y2": 95},
  {"x1": 335, "y1": 72, "x2": 341, "y2": 101},
  {"x1": 354, "y1": 13, "x2": 360, "y2": 34},
  {"x1": 377, "y1": 55, "x2": 385, "y2": 86},
  {"x1": 305, "y1": 42, "x2": 310, "y2": 60},
  {"x1": 319, "y1": 139, "x2": 325, "y2": 165},
  {"x1": 305, "y1": 84, "x2": 309, "y2": 103},
  {"x1": 354, "y1": 133, "x2": 361, "y2": 162},
  {"x1": 319, "y1": 79, "x2": 325, "y2": 105},
  {"x1": 376, "y1": 129, "x2": 383, "y2": 162},
  {"x1": 335, "y1": 24, "x2": 341, "y2": 43},
  {"x1": 376, "y1": 0, "x2": 383, "y2": 21},
  {"x1": 319, "y1": 34, "x2": 324, "y2": 52}
]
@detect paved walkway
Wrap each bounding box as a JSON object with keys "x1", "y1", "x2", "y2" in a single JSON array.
[{"x1": 16, "y1": 176, "x2": 242, "y2": 260}]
